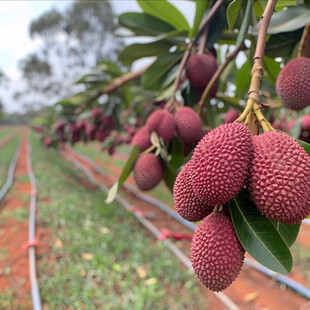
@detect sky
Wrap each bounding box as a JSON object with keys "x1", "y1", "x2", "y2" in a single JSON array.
[{"x1": 0, "y1": 1, "x2": 196, "y2": 113}]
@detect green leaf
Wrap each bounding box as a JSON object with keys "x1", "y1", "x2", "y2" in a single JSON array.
[
  {"x1": 227, "y1": 0, "x2": 243, "y2": 31},
  {"x1": 235, "y1": 59, "x2": 251, "y2": 96},
  {"x1": 289, "y1": 118, "x2": 301, "y2": 139},
  {"x1": 137, "y1": 0, "x2": 190, "y2": 31},
  {"x1": 229, "y1": 191, "x2": 293, "y2": 274},
  {"x1": 236, "y1": 0, "x2": 253, "y2": 46},
  {"x1": 189, "y1": 0, "x2": 209, "y2": 38},
  {"x1": 296, "y1": 139, "x2": 310, "y2": 156},
  {"x1": 268, "y1": 4, "x2": 310, "y2": 34},
  {"x1": 169, "y1": 136, "x2": 184, "y2": 170},
  {"x1": 163, "y1": 165, "x2": 177, "y2": 193},
  {"x1": 265, "y1": 29, "x2": 303, "y2": 58},
  {"x1": 141, "y1": 52, "x2": 182, "y2": 91},
  {"x1": 270, "y1": 220, "x2": 301, "y2": 248},
  {"x1": 263, "y1": 56, "x2": 281, "y2": 85},
  {"x1": 118, "y1": 30, "x2": 187, "y2": 66},
  {"x1": 95, "y1": 60, "x2": 123, "y2": 77},
  {"x1": 106, "y1": 145, "x2": 140, "y2": 204},
  {"x1": 118, "y1": 12, "x2": 175, "y2": 37}
]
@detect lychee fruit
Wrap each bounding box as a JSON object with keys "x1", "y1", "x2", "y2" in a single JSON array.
[
  {"x1": 56, "y1": 121, "x2": 65, "y2": 132},
  {"x1": 102, "y1": 116, "x2": 114, "y2": 130},
  {"x1": 134, "y1": 153, "x2": 164, "y2": 191},
  {"x1": 191, "y1": 212, "x2": 245, "y2": 292},
  {"x1": 186, "y1": 54, "x2": 218, "y2": 97},
  {"x1": 43, "y1": 137, "x2": 52, "y2": 147},
  {"x1": 173, "y1": 162, "x2": 213, "y2": 222},
  {"x1": 276, "y1": 57, "x2": 310, "y2": 110},
  {"x1": 189, "y1": 123, "x2": 253, "y2": 206},
  {"x1": 174, "y1": 107, "x2": 204, "y2": 152},
  {"x1": 301, "y1": 115, "x2": 310, "y2": 132},
  {"x1": 91, "y1": 108, "x2": 102, "y2": 120},
  {"x1": 146, "y1": 110, "x2": 175, "y2": 143},
  {"x1": 85, "y1": 124, "x2": 97, "y2": 141},
  {"x1": 224, "y1": 109, "x2": 240, "y2": 123},
  {"x1": 249, "y1": 131, "x2": 310, "y2": 224},
  {"x1": 95, "y1": 129, "x2": 108, "y2": 142},
  {"x1": 131, "y1": 126, "x2": 152, "y2": 152}
]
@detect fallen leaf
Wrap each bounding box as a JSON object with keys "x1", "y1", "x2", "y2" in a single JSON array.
[
  {"x1": 99, "y1": 227, "x2": 110, "y2": 234},
  {"x1": 243, "y1": 291, "x2": 259, "y2": 302},
  {"x1": 144, "y1": 277, "x2": 157, "y2": 286},
  {"x1": 135, "y1": 266, "x2": 147, "y2": 279},
  {"x1": 54, "y1": 238, "x2": 63, "y2": 249},
  {"x1": 82, "y1": 253, "x2": 94, "y2": 261}
]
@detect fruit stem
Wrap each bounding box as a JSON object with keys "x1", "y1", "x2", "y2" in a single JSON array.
[
  {"x1": 236, "y1": 0, "x2": 277, "y2": 132},
  {"x1": 166, "y1": 0, "x2": 225, "y2": 109},
  {"x1": 298, "y1": 17, "x2": 310, "y2": 58},
  {"x1": 197, "y1": 41, "x2": 247, "y2": 116}
]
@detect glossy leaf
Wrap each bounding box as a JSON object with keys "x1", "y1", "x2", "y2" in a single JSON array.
[
  {"x1": 227, "y1": 0, "x2": 242, "y2": 31},
  {"x1": 141, "y1": 52, "x2": 182, "y2": 91},
  {"x1": 270, "y1": 220, "x2": 301, "y2": 248},
  {"x1": 265, "y1": 29, "x2": 303, "y2": 58},
  {"x1": 163, "y1": 165, "x2": 177, "y2": 193},
  {"x1": 263, "y1": 56, "x2": 281, "y2": 85},
  {"x1": 268, "y1": 5, "x2": 310, "y2": 34},
  {"x1": 169, "y1": 136, "x2": 184, "y2": 170},
  {"x1": 229, "y1": 191, "x2": 293, "y2": 274},
  {"x1": 106, "y1": 145, "x2": 140, "y2": 204},
  {"x1": 236, "y1": 0, "x2": 253, "y2": 46},
  {"x1": 235, "y1": 59, "x2": 251, "y2": 96},
  {"x1": 296, "y1": 139, "x2": 310, "y2": 156},
  {"x1": 118, "y1": 12, "x2": 175, "y2": 37},
  {"x1": 119, "y1": 30, "x2": 187, "y2": 65},
  {"x1": 137, "y1": 0, "x2": 190, "y2": 31},
  {"x1": 189, "y1": 0, "x2": 209, "y2": 38}
]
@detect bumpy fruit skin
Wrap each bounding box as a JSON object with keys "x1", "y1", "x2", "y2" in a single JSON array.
[
  {"x1": 131, "y1": 126, "x2": 152, "y2": 152},
  {"x1": 190, "y1": 123, "x2": 253, "y2": 206},
  {"x1": 249, "y1": 131, "x2": 310, "y2": 224},
  {"x1": 173, "y1": 162, "x2": 213, "y2": 222},
  {"x1": 134, "y1": 153, "x2": 164, "y2": 191},
  {"x1": 186, "y1": 54, "x2": 218, "y2": 97},
  {"x1": 191, "y1": 213, "x2": 245, "y2": 292},
  {"x1": 276, "y1": 57, "x2": 310, "y2": 110},
  {"x1": 175, "y1": 107, "x2": 204, "y2": 146},
  {"x1": 146, "y1": 110, "x2": 175, "y2": 143},
  {"x1": 224, "y1": 110, "x2": 240, "y2": 123}
]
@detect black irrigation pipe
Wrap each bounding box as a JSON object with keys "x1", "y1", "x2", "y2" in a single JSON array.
[
  {"x1": 60, "y1": 147, "x2": 239, "y2": 310},
  {"x1": 0, "y1": 138, "x2": 22, "y2": 203},
  {"x1": 69, "y1": 145, "x2": 310, "y2": 301},
  {"x1": 26, "y1": 140, "x2": 42, "y2": 310}
]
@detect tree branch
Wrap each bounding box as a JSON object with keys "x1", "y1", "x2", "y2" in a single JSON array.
[
  {"x1": 197, "y1": 40, "x2": 247, "y2": 116},
  {"x1": 74, "y1": 64, "x2": 150, "y2": 115},
  {"x1": 236, "y1": 0, "x2": 277, "y2": 130}
]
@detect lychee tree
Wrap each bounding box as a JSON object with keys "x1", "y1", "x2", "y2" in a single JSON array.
[{"x1": 36, "y1": 0, "x2": 310, "y2": 292}]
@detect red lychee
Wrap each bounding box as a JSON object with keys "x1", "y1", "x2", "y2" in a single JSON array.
[
  {"x1": 224, "y1": 109, "x2": 240, "y2": 123},
  {"x1": 191, "y1": 212, "x2": 245, "y2": 292},
  {"x1": 134, "y1": 153, "x2": 164, "y2": 191},
  {"x1": 131, "y1": 126, "x2": 152, "y2": 152}
]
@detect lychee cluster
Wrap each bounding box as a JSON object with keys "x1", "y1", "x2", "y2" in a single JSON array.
[
  {"x1": 132, "y1": 107, "x2": 204, "y2": 191},
  {"x1": 173, "y1": 122, "x2": 310, "y2": 291}
]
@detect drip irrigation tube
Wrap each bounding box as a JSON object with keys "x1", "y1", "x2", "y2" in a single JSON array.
[
  {"x1": 60, "y1": 148, "x2": 239, "y2": 310},
  {"x1": 26, "y1": 140, "x2": 42, "y2": 310},
  {"x1": 69, "y1": 146, "x2": 310, "y2": 301},
  {"x1": 0, "y1": 139, "x2": 22, "y2": 202}
]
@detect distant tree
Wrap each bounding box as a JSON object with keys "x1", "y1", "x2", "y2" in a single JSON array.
[{"x1": 17, "y1": 0, "x2": 122, "y2": 106}]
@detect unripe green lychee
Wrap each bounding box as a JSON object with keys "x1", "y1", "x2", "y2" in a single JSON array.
[
  {"x1": 189, "y1": 123, "x2": 253, "y2": 206},
  {"x1": 131, "y1": 126, "x2": 152, "y2": 152},
  {"x1": 134, "y1": 153, "x2": 164, "y2": 191},
  {"x1": 191, "y1": 212, "x2": 245, "y2": 292},
  {"x1": 276, "y1": 57, "x2": 310, "y2": 110},
  {"x1": 146, "y1": 110, "x2": 175, "y2": 143},
  {"x1": 173, "y1": 162, "x2": 213, "y2": 222},
  {"x1": 186, "y1": 54, "x2": 218, "y2": 97},
  {"x1": 175, "y1": 107, "x2": 204, "y2": 145},
  {"x1": 249, "y1": 131, "x2": 310, "y2": 224}
]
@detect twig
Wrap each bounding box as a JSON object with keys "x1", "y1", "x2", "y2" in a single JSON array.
[
  {"x1": 198, "y1": 25, "x2": 209, "y2": 54},
  {"x1": 236, "y1": 0, "x2": 277, "y2": 132},
  {"x1": 298, "y1": 18, "x2": 310, "y2": 58},
  {"x1": 167, "y1": 0, "x2": 225, "y2": 108},
  {"x1": 74, "y1": 64, "x2": 150, "y2": 115},
  {"x1": 197, "y1": 40, "x2": 247, "y2": 115}
]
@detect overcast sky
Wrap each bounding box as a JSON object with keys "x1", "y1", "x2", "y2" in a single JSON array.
[{"x1": 0, "y1": 1, "x2": 195, "y2": 113}]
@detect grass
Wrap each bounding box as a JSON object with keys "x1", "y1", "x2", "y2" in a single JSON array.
[
  {"x1": 73, "y1": 142, "x2": 174, "y2": 205},
  {"x1": 0, "y1": 137, "x2": 20, "y2": 189},
  {"x1": 31, "y1": 133, "x2": 205, "y2": 309},
  {"x1": 0, "y1": 127, "x2": 16, "y2": 140},
  {"x1": 1, "y1": 208, "x2": 29, "y2": 223},
  {"x1": 291, "y1": 242, "x2": 310, "y2": 286}
]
